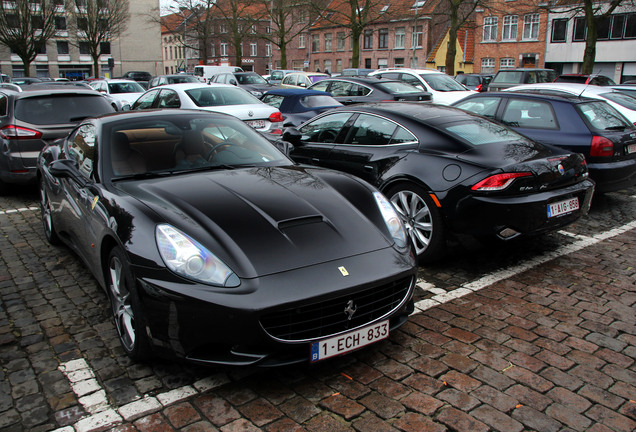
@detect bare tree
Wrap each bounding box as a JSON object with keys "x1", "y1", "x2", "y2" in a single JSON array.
[
  {"x1": 538, "y1": 0, "x2": 635, "y2": 74},
  {"x1": 436, "y1": 0, "x2": 485, "y2": 76},
  {"x1": 0, "y1": 0, "x2": 58, "y2": 77},
  {"x1": 313, "y1": 0, "x2": 391, "y2": 68},
  {"x1": 65, "y1": 0, "x2": 129, "y2": 77},
  {"x1": 254, "y1": 0, "x2": 326, "y2": 69},
  {"x1": 162, "y1": 0, "x2": 216, "y2": 65},
  {"x1": 212, "y1": 0, "x2": 262, "y2": 68}
]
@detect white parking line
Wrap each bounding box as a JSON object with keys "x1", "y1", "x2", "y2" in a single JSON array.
[
  {"x1": 414, "y1": 220, "x2": 636, "y2": 312},
  {"x1": 0, "y1": 206, "x2": 39, "y2": 215},
  {"x1": 54, "y1": 359, "x2": 231, "y2": 431}
]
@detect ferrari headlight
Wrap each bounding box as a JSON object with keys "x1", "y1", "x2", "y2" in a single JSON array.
[
  {"x1": 156, "y1": 224, "x2": 240, "y2": 287},
  {"x1": 374, "y1": 192, "x2": 407, "y2": 249}
]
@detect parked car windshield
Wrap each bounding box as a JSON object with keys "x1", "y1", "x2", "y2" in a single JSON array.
[
  {"x1": 236, "y1": 73, "x2": 268, "y2": 85},
  {"x1": 577, "y1": 101, "x2": 634, "y2": 130},
  {"x1": 14, "y1": 95, "x2": 114, "y2": 125},
  {"x1": 301, "y1": 95, "x2": 341, "y2": 108},
  {"x1": 185, "y1": 87, "x2": 261, "y2": 107},
  {"x1": 376, "y1": 82, "x2": 424, "y2": 94},
  {"x1": 420, "y1": 74, "x2": 467, "y2": 91},
  {"x1": 491, "y1": 71, "x2": 524, "y2": 84},
  {"x1": 598, "y1": 91, "x2": 636, "y2": 110},
  {"x1": 108, "y1": 82, "x2": 145, "y2": 93},
  {"x1": 437, "y1": 118, "x2": 530, "y2": 146},
  {"x1": 167, "y1": 75, "x2": 198, "y2": 84}
]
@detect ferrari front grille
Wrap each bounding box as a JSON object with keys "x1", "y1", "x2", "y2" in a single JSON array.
[{"x1": 260, "y1": 276, "x2": 413, "y2": 342}]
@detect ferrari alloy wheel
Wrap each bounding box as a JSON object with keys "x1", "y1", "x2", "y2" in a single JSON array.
[
  {"x1": 386, "y1": 183, "x2": 445, "y2": 262},
  {"x1": 39, "y1": 178, "x2": 60, "y2": 245},
  {"x1": 107, "y1": 247, "x2": 150, "y2": 360}
]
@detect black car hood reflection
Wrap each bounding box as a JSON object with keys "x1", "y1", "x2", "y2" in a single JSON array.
[{"x1": 115, "y1": 166, "x2": 392, "y2": 278}]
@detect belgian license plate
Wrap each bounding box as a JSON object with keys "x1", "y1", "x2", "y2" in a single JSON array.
[
  {"x1": 310, "y1": 320, "x2": 389, "y2": 362},
  {"x1": 246, "y1": 120, "x2": 265, "y2": 129},
  {"x1": 627, "y1": 143, "x2": 636, "y2": 154},
  {"x1": 547, "y1": 197, "x2": 579, "y2": 218}
]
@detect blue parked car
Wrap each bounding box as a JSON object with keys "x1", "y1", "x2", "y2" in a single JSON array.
[
  {"x1": 261, "y1": 88, "x2": 342, "y2": 127},
  {"x1": 453, "y1": 91, "x2": 636, "y2": 193}
]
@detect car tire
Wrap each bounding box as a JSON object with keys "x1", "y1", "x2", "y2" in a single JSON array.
[
  {"x1": 39, "y1": 178, "x2": 60, "y2": 245},
  {"x1": 107, "y1": 247, "x2": 151, "y2": 361},
  {"x1": 385, "y1": 183, "x2": 445, "y2": 263}
]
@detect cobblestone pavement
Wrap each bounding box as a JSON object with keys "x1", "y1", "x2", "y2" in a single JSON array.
[{"x1": 0, "y1": 185, "x2": 635, "y2": 432}]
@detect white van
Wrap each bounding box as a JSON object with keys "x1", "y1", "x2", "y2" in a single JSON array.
[{"x1": 193, "y1": 65, "x2": 244, "y2": 83}]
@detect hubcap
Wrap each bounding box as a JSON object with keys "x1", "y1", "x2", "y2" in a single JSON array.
[
  {"x1": 390, "y1": 190, "x2": 433, "y2": 256},
  {"x1": 40, "y1": 184, "x2": 52, "y2": 235},
  {"x1": 108, "y1": 256, "x2": 135, "y2": 351}
]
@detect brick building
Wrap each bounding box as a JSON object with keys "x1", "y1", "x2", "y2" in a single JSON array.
[
  {"x1": 474, "y1": 0, "x2": 549, "y2": 74},
  {"x1": 277, "y1": 0, "x2": 447, "y2": 74}
]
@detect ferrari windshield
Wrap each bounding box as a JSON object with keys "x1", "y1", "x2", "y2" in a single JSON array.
[{"x1": 107, "y1": 114, "x2": 291, "y2": 179}]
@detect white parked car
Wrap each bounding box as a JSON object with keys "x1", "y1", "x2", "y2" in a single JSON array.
[
  {"x1": 504, "y1": 83, "x2": 636, "y2": 125},
  {"x1": 130, "y1": 83, "x2": 284, "y2": 134},
  {"x1": 89, "y1": 79, "x2": 146, "y2": 110},
  {"x1": 368, "y1": 68, "x2": 476, "y2": 105}
]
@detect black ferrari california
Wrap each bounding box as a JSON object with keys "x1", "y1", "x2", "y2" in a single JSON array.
[
  {"x1": 37, "y1": 109, "x2": 416, "y2": 366},
  {"x1": 282, "y1": 103, "x2": 596, "y2": 262}
]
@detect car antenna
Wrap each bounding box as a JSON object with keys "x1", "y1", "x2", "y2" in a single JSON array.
[{"x1": 578, "y1": 68, "x2": 601, "y2": 98}]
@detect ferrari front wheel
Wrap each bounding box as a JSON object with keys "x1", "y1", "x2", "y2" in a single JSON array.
[
  {"x1": 107, "y1": 247, "x2": 151, "y2": 361},
  {"x1": 39, "y1": 178, "x2": 60, "y2": 245}
]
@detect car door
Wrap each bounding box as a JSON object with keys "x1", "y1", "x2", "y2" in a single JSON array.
[
  {"x1": 325, "y1": 113, "x2": 419, "y2": 185},
  {"x1": 131, "y1": 89, "x2": 160, "y2": 110},
  {"x1": 156, "y1": 89, "x2": 181, "y2": 108},
  {"x1": 498, "y1": 98, "x2": 563, "y2": 147},
  {"x1": 291, "y1": 112, "x2": 353, "y2": 165},
  {"x1": 56, "y1": 124, "x2": 103, "y2": 271}
]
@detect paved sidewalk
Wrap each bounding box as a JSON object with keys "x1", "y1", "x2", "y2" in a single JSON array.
[{"x1": 1, "y1": 195, "x2": 635, "y2": 431}]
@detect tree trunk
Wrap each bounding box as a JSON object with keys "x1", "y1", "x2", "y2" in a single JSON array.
[
  {"x1": 279, "y1": 41, "x2": 287, "y2": 69},
  {"x1": 94, "y1": 57, "x2": 100, "y2": 78},
  {"x1": 582, "y1": 1, "x2": 597, "y2": 74},
  {"x1": 351, "y1": 29, "x2": 361, "y2": 68},
  {"x1": 445, "y1": 3, "x2": 459, "y2": 76},
  {"x1": 21, "y1": 58, "x2": 31, "y2": 77}
]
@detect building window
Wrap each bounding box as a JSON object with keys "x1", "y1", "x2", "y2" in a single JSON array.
[
  {"x1": 299, "y1": 34, "x2": 305, "y2": 49},
  {"x1": 314, "y1": 60, "x2": 319, "y2": 70},
  {"x1": 551, "y1": 19, "x2": 568, "y2": 42},
  {"x1": 412, "y1": 25, "x2": 422, "y2": 48},
  {"x1": 365, "y1": 58, "x2": 372, "y2": 68},
  {"x1": 299, "y1": 10, "x2": 307, "y2": 23},
  {"x1": 500, "y1": 58, "x2": 515, "y2": 68},
  {"x1": 57, "y1": 41, "x2": 69, "y2": 55},
  {"x1": 378, "y1": 28, "x2": 388, "y2": 49},
  {"x1": 220, "y1": 43, "x2": 228, "y2": 56},
  {"x1": 395, "y1": 27, "x2": 405, "y2": 49},
  {"x1": 523, "y1": 14, "x2": 540, "y2": 40},
  {"x1": 312, "y1": 34, "x2": 320, "y2": 52},
  {"x1": 266, "y1": 43, "x2": 271, "y2": 57},
  {"x1": 624, "y1": 13, "x2": 636, "y2": 38},
  {"x1": 394, "y1": 57, "x2": 404, "y2": 68},
  {"x1": 250, "y1": 42, "x2": 257, "y2": 57},
  {"x1": 324, "y1": 33, "x2": 332, "y2": 52},
  {"x1": 79, "y1": 42, "x2": 90, "y2": 55},
  {"x1": 502, "y1": 15, "x2": 518, "y2": 41},
  {"x1": 337, "y1": 32, "x2": 345, "y2": 51},
  {"x1": 100, "y1": 42, "x2": 110, "y2": 55},
  {"x1": 597, "y1": 16, "x2": 611, "y2": 40},
  {"x1": 483, "y1": 17, "x2": 498, "y2": 42},
  {"x1": 55, "y1": 16, "x2": 66, "y2": 30},
  {"x1": 364, "y1": 30, "x2": 373, "y2": 49},
  {"x1": 378, "y1": 58, "x2": 388, "y2": 69},
  {"x1": 336, "y1": 58, "x2": 342, "y2": 72},
  {"x1": 220, "y1": 24, "x2": 227, "y2": 34},
  {"x1": 573, "y1": 17, "x2": 586, "y2": 41},
  {"x1": 481, "y1": 57, "x2": 495, "y2": 73},
  {"x1": 324, "y1": 60, "x2": 332, "y2": 74}
]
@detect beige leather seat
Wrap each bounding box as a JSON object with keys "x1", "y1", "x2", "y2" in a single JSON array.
[{"x1": 110, "y1": 132, "x2": 147, "y2": 175}]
